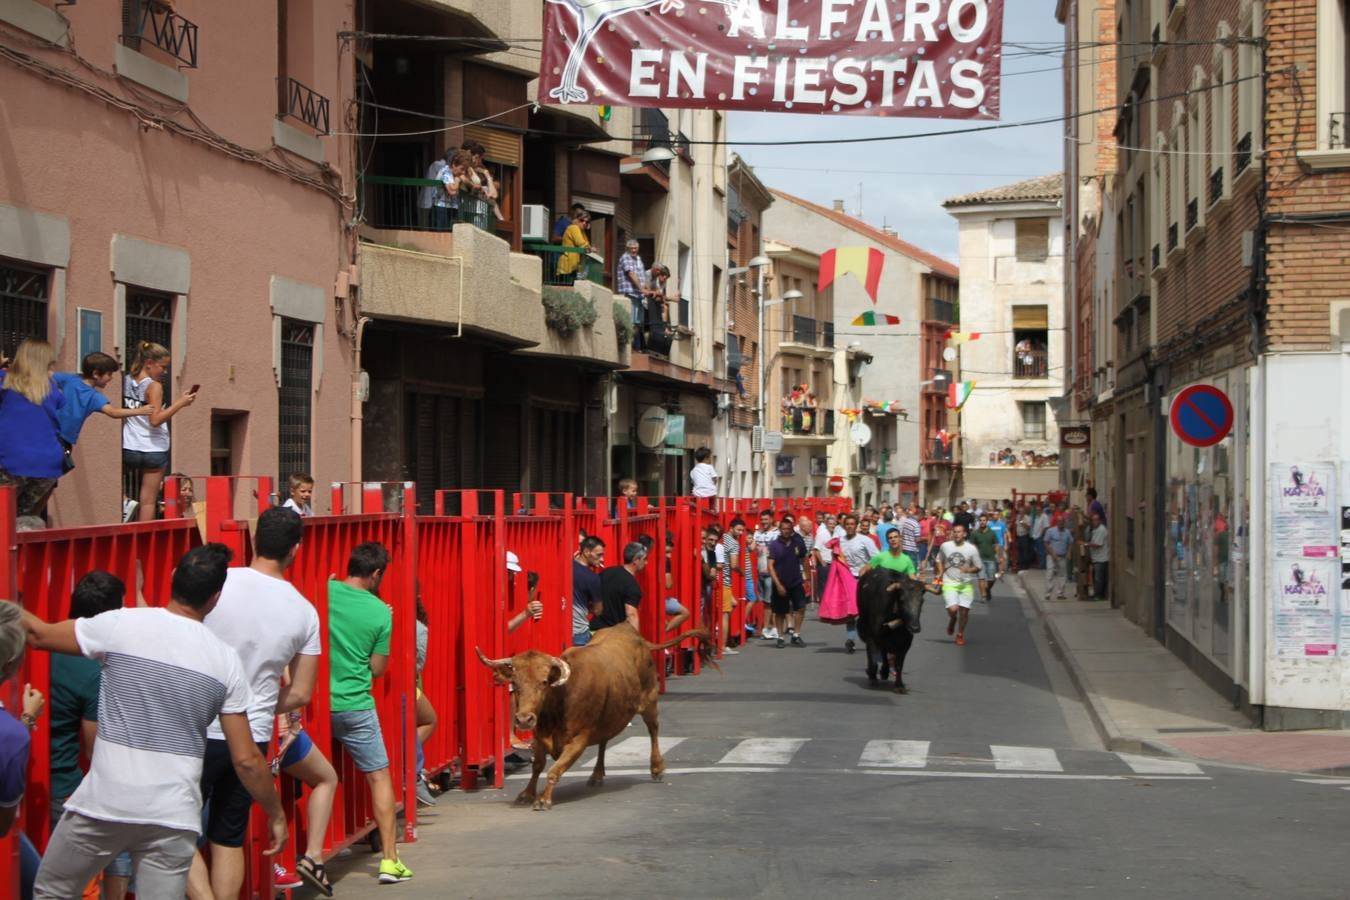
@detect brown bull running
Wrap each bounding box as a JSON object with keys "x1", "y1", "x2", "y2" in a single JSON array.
[{"x1": 476, "y1": 624, "x2": 717, "y2": 810}]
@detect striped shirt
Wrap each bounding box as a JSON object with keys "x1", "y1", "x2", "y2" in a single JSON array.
[
  {"x1": 721, "y1": 532, "x2": 741, "y2": 586},
  {"x1": 899, "y1": 516, "x2": 921, "y2": 552}
]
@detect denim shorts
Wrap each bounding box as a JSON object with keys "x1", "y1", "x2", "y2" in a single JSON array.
[
  {"x1": 280, "y1": 729, "x2": 314, "y2": 770},
  {"x1": 331, "y1": 708, "x2": 390, "y2": 773},
  {"x1": 573, "y1": 630, "x2": 592, "y2": 647},
  {"x1": 122, "y1": 448, "x2": 169, "y2": 470},
  {"x1": 665, "y1": 596, "x2": 685, "y2": 616}
]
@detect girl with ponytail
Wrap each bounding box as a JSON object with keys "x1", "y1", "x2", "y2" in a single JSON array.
[{"x1": 123, "y1": 340, "x2": 197, "y2": 521}]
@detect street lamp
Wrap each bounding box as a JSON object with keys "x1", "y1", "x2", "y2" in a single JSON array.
[{"x1": 640, "y1": 145, "x2": 676, "y2": 164}]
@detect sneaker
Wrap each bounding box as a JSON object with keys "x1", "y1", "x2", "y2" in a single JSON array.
[
  {"x1": 121, "y1": 499, "x2": 138, "y2": 523},
  {"x1": 790, "y1": 633, "x2": 804, "y2": 646},
  {"x1": 844, "y1": 638, "x2": 856, "y2": 654},
  {"x1": 274, "y1": 864, "x2": 303, "y2": 889},
  {"x1": 955, "y1": 633, "x2": 966, "y2": 646},
  {"x1": 776, "y1": 636, "x2": 786, "y2": 648},
  {"x1": 416, "y1": 775, "x2": 437, "y2": 807},
  {"x1": 378, "y1": 858, "x2": 414, "y2": 884},
  {"x1": 722, "y1": 646, "x2": 740, "y2": 655},
  {"x1": 761, "y1": 627, "x2": 779, "y2": 641}
]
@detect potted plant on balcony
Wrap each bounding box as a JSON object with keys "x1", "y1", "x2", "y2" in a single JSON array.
[
  {"x1": 541, "y1": 286, "x2": 598, "y2": 337},
  {"x1": 613, "y1": 300, "x2": 633, "y2": 349}
]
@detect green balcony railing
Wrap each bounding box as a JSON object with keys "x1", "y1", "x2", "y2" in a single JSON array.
[
  {"x1": 523, "y1": 243, "x2": 605, "y2": 287},
  {"x1": 359, "y1": 175, "x2": 497, "y2": 234}
]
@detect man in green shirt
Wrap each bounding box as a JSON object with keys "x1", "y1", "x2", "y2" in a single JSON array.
[
  {"x1": 869, "y1": 528, "x2": 919, "y2": 577},
  {"x1": 968, "y1": 514, "x2": 1004, "y2": 602},
  {"x1": 328, "y1": 542, "x2": 413, "y2": 885}
]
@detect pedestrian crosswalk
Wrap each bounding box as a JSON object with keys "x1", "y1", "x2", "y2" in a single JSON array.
[{"x1": 556, "y1": 736, "x2": 1212, "y2": 780}]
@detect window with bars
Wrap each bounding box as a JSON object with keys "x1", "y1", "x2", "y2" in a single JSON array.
[
  {"x1": 0, "y1": 260, "x2": 49, "y2": 357},
  {"x1": 278, "y1": 318, "x2": 313, "y2": 485}
]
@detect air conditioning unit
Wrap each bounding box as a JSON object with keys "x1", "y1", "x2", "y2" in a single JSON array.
[
  {"x1": 522, "y1": 204, "x2": 550, "y2": 241},
  {"x1": 751, "y1": 425, "x2": 765, "y2": 452}
]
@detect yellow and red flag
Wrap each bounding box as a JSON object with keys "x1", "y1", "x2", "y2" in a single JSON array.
[
  {"x1": 821, "y1": 247, "x2": 884, "y2": 302},
  {"x1": 944, "y1": 331, "x2": 981, "y2": 343}
]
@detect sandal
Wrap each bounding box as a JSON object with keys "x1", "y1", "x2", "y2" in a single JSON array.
[{"x1": 296, "y1": 855, "x2": 333, "y2": 898}]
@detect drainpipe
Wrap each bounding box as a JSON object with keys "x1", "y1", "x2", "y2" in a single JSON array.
[{"x1": 351, "y1": 315, "x2": 369, "y2": 484}]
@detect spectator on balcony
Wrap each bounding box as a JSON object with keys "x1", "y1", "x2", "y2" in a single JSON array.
[
  {"x1": 0, "y1": 339, "x2": 66, "y2": 518},
  {"x1": 461, "y1": 141, "x2": 502, "y2": 223},
  {"x1": 553, "y1": 203, "x2": 586, "y2": 241},
  {"x1": 617, "y1": 240, "x2": 648, "y2": 351},
  {"x1": 644, "y1": 264, "x2": 673, "y2": 348},
  {"x1": 555, "y1": 209, "x2": 592, "y2": 286},
  {"x1": 123, "y1": 340, "x2": 197, "y2": 522},
  {"x1": 419, "y1": 149, "x2": 455, "y2": 230}
]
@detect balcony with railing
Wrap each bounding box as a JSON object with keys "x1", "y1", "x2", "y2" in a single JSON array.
[
  {"x1": 1235, "y1": 132, "x2": 1252, "y2": 173},
  {"x1": 522, "y1": 244, "x2": 605, "y2": 288},
  {"x1": 791, "y1": 315, "x2": 817, "y2": 345},
  {"x1": 926, "y1": 297, "x2": 957, "y2": 323},
  {"x1": 1208, "y1": 167, "x2": 1224, "y2": 206},
  {"x1": 1185, "y1": 197, "x2": 1198, "y2": 232},
  {"x1": 1013, "y1": 349, "x2": 1049, "y2": 379},
  {"x1": 633, "y1": 108, "x2": 673, "y2": 174},
  {"x1": 359, "y1": 176, "x2": 498, "y2": 234},
  {"x1": 122, "y1": 0, "x2": 198, "y2": 68},
  {"x1": 922, "y1": 433, "x2": 960, "y2": 466},
  {"x1": 1331, "y1": 113, "x2": 1348, "y2": 149},
  {"x1": 822, "y1": 321, "x2": 834, "y2": 348},
  {"x1": 281, "y1": 77, "x2": 330, "y2": 135},
  {"x1": 782, "y1": 405, "x2": 835, "y2": 441},
  {"x1": 1151, "y1": 243, "x2": 1161, "y2": 270},
  {"x1": 1167, "y1": 222, "x2": 1178, "y2": 252}
]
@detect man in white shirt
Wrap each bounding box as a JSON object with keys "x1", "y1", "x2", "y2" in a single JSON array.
[
  {"x1": 1087, "y1": 511, "x2": 1110, "y2": 602},
  {"x1": 752, "y1": 510, "x2": 778, "y2": 640},
  {"x1": 1032, "y1": 503, "x2": 1052, "y2": 569},
  {"x1": 938, "y1": 523, "x2": 983, "y2": 647},
  {"x1": 24, "y1": 545, "x2": 286, "y2": 899},
  {"x1": 188, "y1": 508, "x2": 321, "y2": 900},
  {"x1": 689, "y1": 446, "x2": 719, "y2": 499},
  {"x1": 418, "y1": 150, "x2": 455, "y2": 229},
  {"x1": 813, "y1": 514, "x2": 844, "y2": 602},
  {"x1": 835, "y1": 513, "x2": 877, "y2": 653}
]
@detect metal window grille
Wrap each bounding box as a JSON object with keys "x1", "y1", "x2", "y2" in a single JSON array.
[
  {"x1": 1185, "y1": 198, "x2": 1198, "y2": 231},
  {"x1": 822, "y1": 321, "x2": 835, "y2": 348},
  {"x1": 1208, "y1": 167, "x2": 1224, "y2": 206},
  {"x1": 0, "y1": 260, "x2": 49, "y2": 358},
  {"x1": 278, "y1": 319, "x2": 314, "y2": 486},
  {"x1": 791, "y1": 315, "x2": 816, "y2": 345},
  {"x1": 1235, "y1": 132, "x2": 1252, "y2": 173},
  {"x1": 123, "y1": 289, "x2": 174, "y2": 506},
  {"x1": 282, "y1": 77, "x2": 331, "y2": 135},
  {"x1": 1151, "y1": 244, "x2": 1161, "y2": 270}
]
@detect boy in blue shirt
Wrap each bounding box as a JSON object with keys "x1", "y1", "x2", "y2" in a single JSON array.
[{"x1": 52, "y1": 352, "x2": 151, "y2": 447}]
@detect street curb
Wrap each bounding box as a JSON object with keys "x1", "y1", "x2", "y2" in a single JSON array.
[{"x1": 1014, "y1": 572, "x2": 1183, "y2": 759}]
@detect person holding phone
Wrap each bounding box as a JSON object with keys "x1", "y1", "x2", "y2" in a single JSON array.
[{"x1": 122, "y1": 341, "x2": 197, "y2": 521}]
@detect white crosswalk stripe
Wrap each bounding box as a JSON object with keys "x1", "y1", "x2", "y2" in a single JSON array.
[
  {"x1": 1115, "y1": 753, "x2": 1204, "y2": 776},
  {"x1": 598, "y1": 736, "x2": 686, "y2": 767},
  {"x1": 859, "y1": 740, "x2": 931, "y2": 768},
  {"x1": 719, "y1": 738, "x2": 809, "y2": 765},
  {"x1": 991, "y1": 745, "x2": 1064, "y2": 772}
]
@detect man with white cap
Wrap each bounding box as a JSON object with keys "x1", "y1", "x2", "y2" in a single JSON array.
[{"x1": 504, "y1": 551, "x2": 543, "y2": 633}]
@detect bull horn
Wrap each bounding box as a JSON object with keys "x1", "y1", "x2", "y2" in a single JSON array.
[
  {"x1": 549, "y1": 657, "x2": 571, "y2": 687},
  {"x1": 475, "y1": 646, "x2": 511, "y2": 669}
]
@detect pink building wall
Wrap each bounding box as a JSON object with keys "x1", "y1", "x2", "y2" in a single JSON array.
[{"x1": 0, "y1": 0, "x2": 356, "y2": 524}]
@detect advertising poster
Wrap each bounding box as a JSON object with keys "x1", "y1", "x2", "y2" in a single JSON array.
[
  {"x1": 1276, "y1": 463, "x2": 1333, "y2": 514},
  {"x1": 1274, "y1": 559, "x2": 1338, "y2": 657}
]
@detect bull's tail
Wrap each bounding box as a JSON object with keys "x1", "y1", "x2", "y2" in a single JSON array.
[{"x1": 645, "y1": 627, "x2": 721, "y2": 672}]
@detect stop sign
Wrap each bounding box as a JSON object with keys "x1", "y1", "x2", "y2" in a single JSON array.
[{"x1": 827, "y1": 475, "x2": 846, "y2": 494}]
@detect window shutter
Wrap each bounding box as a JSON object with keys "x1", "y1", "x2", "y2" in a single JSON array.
[
  {"x1": 463, "y1": 126, "x2": 520, "y2": 167},
  {"x1": 1012, "y1": 306, "x2": 1049, "y2": 329}
]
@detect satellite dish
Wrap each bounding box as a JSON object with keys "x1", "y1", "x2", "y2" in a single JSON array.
[
  {"x1": 943, "y1": 347, "x2": 957, "y2": 361},
  {"x1": 850, "y1": 421, "x2": 873, "y2": 447},
  {"x1": 637, "y1": 406, "x2": 668, "y2": 448}
]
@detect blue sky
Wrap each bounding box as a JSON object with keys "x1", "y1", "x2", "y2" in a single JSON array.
[{"x1": 728, "y1": 0, "x2": 1065, "y2": 262}]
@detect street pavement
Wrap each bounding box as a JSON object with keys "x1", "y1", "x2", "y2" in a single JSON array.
[{"x1": 328, "y1": 581, "x2": 1347, "y2": 898}]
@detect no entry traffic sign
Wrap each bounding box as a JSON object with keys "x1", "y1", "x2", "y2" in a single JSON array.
[{"x1": 1170, "y1": 384, "x2": 1234, "y2": 447}]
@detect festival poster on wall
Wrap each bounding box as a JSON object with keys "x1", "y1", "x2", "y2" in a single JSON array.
[
  {"x1": 539, "y1": 0, "x2": 1005, "y2": 118},
  {"x1": 1276, "y1": 463, "x2": 1333, "y2": 514},
  {"x1": 1269, "y1": 462, "x2": 1340, "y2": 658},
  {"x1": 1274, "y1": 559, "x2": 1338, "y2": 657}
]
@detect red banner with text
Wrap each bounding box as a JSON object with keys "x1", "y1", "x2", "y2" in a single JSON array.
[{"x1": 540, "y1": 0, "x2": 1004, "y2": 119}]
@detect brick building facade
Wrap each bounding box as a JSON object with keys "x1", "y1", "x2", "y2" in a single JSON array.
[{"x1": 1063, "y1": 0, "x2": 1350, "y2": 727}]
